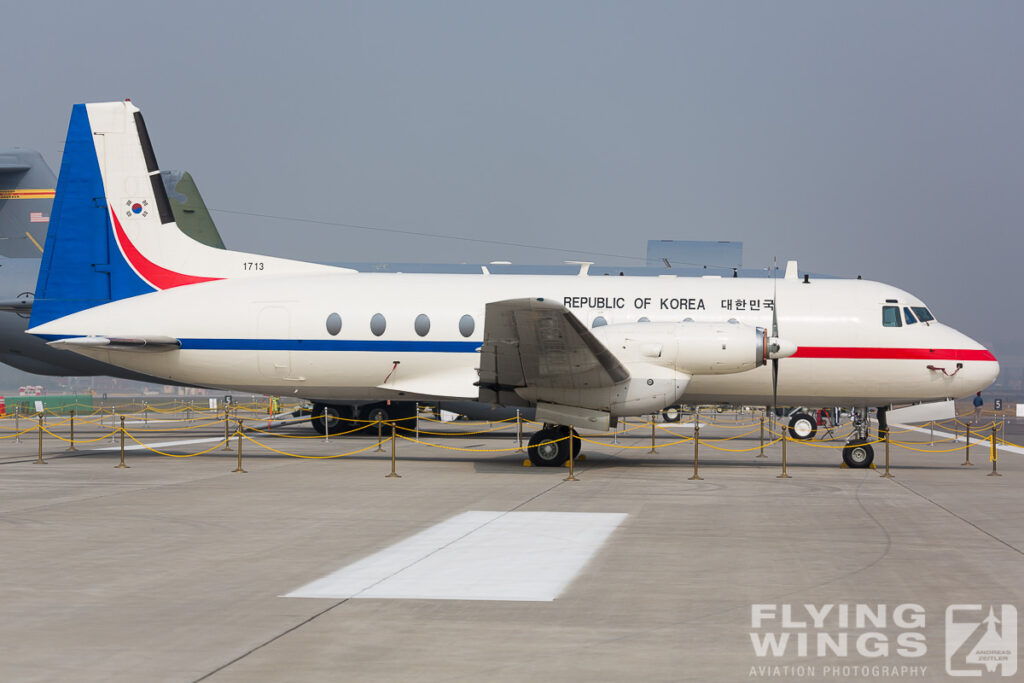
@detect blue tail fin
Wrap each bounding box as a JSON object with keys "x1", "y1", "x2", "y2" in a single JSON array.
[{"x1": 30, "y1": 104, "x2": 155, "y2": 328}]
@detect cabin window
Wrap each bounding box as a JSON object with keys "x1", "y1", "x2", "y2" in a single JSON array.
[
  {"x1": 638, "y1": 316, "x2": 650, "y2": 323},
  {"x1": 459, "y1": 314, "x2": 475, "y2": 337},
  {"x1": 414, "y1": 314, "x2": 430, "y2": 337},
  {"x1": 370, "y1": 313, "x2": 387, "y2": 336},
  {"x1": 325, "y1": 312, "x2": 342, "y2": 336},
  {"x1": 882, "y1": 306, "x2": 901, "y2": 328},
  {"x1": 912, "y1": 307, "x2": 935, "y2": 323},
  {"x1": 592, "y1": 316, "x2": 607, "y2": 328},
  {"x1": 903, "y1": 307, "x2": 917, "y2": 325}
]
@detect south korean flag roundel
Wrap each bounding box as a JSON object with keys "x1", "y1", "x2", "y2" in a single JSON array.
[{"x1": 124, "y1": 199, "x2": 150, "y2": 219}]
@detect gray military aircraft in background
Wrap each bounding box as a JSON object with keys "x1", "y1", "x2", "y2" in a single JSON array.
[{"x1": 0, "y1": 148, "x2": 225, "y2": 379}]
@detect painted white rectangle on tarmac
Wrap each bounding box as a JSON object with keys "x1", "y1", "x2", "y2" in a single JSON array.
[{"x1": 285, "y1": 511, "x2": 627, "y2": 602}]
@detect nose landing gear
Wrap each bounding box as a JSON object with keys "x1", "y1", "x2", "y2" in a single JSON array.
[{"x1": 841, "y1": 407, "x2": 877, "y2": 468}]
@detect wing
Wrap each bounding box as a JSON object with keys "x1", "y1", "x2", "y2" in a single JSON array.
[{"x1": 478, "y1": 298, "x2": 629, "y2": 406}]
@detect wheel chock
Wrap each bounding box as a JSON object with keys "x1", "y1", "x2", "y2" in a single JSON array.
[
  {"x1": 576, "y1": 454, "x2": 586, "y2": 462},
  {"x1": 840, "y1": 462, "x2": 848, "y2": 468},
  {"x1": 869, "y1": 463, "x2": 877, "y2": 469},
  {"x1": 522, "y1": 459, "x2": 532, "y2": 467}
]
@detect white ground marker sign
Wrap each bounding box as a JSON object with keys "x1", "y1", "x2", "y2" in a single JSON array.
[{"x1": 285, "y1": 511, "x2": 627, "y2": 602}]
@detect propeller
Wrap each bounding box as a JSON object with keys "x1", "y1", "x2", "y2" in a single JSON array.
[{"x1": 766, "y1": 259, "x2": 798, "y2": 421}]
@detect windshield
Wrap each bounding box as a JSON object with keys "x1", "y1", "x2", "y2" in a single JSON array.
[{"x1": 911, "y1": 307, "x2": 935, "y2": 323}]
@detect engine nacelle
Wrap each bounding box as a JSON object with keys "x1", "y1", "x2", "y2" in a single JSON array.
[{"x1": 591, "y1": 320, "x2": 767, "y2": 376}]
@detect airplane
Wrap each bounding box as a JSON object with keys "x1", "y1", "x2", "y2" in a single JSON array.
[
  {"x1": 0, "y1": 147, "x2": 225, "y2": 379},
  {"x1": 27, "y1": 101, "x2": 999, "y2": 468}
]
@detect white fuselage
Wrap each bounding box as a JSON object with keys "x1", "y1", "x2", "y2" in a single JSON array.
[{"x1": 31, "y1": 271, "x2": 998, "y2": 411}]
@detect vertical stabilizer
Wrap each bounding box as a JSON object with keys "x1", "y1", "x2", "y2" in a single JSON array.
[{"x1": 30, "y1": 101, "x2": 344, "y2": 329}]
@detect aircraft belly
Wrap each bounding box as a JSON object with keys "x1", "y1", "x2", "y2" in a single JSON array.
[
  {"x1": 64, "y1": 348, "x2": 479, "y2": 401},
  {"x1": 684, "y1": 358, "x2": 971, "y2": 406}
]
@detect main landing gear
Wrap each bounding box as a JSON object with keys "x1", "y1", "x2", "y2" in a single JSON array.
[
  {"x1": 527, "y1": 425, "x2": 582, "y2": 467},
  {"x1": 310, "y1": 401, "x2": 418, "y2": 435}
]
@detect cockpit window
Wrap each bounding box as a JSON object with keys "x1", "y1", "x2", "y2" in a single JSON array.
[
  {"x1": 912, "y1": 307, "x2": 934, "y2": 323},
  {"x1": 903, "y1": 307, "x2": 917, "y2": 325},
  {"x1": 882, "y1": 306, "x2": 902, "y2": 327}
]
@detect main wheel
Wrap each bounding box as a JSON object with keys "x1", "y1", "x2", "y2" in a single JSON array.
[
  {"x1": 788, "y1": 412, "x2": 817, "y2": 440},
  {"x1": 661, "y1": 406, "x2": 681, "y2": 423},
  {"x1": 366, "y1": 406, "x2": 390, "y2": 423},
  {"x1": 842, "y1": 440, "x2": 874, "y2": 468},
  {"x1": 528, "y1": 427, "x2": 570, "y2": 467},
  {"x1": 311, "y1": 404, "x2": 349, "y2": 435}
]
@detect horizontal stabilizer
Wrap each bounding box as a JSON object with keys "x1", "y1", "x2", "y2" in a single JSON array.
[
  {"x1": 0, "y1": 299, "x2": 33, "y2": 312},
  {"x1": 48, "y1": 335, "x2": 181, "y2": 352}
]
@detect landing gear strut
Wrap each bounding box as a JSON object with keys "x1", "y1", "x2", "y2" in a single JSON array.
[
  {"x1": 527, "y1": 425, "x2": 582, "y2": 467},
  {"x1": 841, "y1": 407, "x2": 874, "y2": 468}
]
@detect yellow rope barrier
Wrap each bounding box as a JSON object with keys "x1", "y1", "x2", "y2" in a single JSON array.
[
  {"x1": 241, "y1": 434, "x2": 391, "y2": 459},
  {"x1": 122, "y1": 431, "x2": 230, "y2": 457}
]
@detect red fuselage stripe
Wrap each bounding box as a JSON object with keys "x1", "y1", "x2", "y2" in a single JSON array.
[
  {"x1": 110, "y1": 206, "x2": 222, "y2": 289},
  {"x1": 792, "y1": 347, "x2": 996, "y2": 361}
]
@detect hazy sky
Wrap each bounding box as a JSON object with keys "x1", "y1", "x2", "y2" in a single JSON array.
[{"x1": 5, "y1": 1, "x2": 1023, "y2": 352}]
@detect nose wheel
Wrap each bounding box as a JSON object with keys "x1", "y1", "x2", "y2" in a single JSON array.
[{"x1": 842, "y1": 439, "x2": 874, "y2": 468}]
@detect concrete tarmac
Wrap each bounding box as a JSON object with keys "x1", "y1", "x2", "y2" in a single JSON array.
[{"x1": 0, "y1": 414, "x2": 1020, "y2": 682}]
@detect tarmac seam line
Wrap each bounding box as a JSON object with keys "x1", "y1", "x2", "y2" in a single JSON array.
[
  {"x1": 192, "y1": 598, "x2": 349, "y2": 682},
  {"x1": 194, "y1": 477, "x2": 568, "y2": 680},
  {"x1": 892, "y1": 479, "x2": 1024, "y2": 557}
]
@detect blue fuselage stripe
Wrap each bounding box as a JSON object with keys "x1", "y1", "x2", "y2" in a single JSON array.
[
  {"x1": 33, "y1": 335, "x2": 481, "y2": 353},
  {"x1": 178, "y1": 339, "x2": 480, "y2": 352}
]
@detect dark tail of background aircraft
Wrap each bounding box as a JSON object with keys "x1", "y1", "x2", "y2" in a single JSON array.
[{"x1": 0, "y1": 149, "x2": 55, "y2": 258}]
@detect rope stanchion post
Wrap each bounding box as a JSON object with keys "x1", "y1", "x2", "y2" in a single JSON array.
[
  {"x1": 65, "y1": 409, "x2": 77, "y2": 452},
  {"x1": 223, "y1": 407, "x2": 232, "y2": 451},
  {"x1": 777, "y1": 433, "x2": 791, "y2": 479},
  {"x1": 988, "y1": 424, "x2": 1001, "y2": 477},
  {"x1": 233, "y1": 419, "x2": 247, "y2": 473},
  {"x1": 386, "y1": 423, "x2": 401, "y2": 478},
  {"x1": 15, "y1": 404, "x2": 20, "y2": 444},
  {"x1": 563, "y1": 429, "x2": 578, "y2": 482},
  {"x1": 324, "y1": 406, "x2": 329, "y2": 444},
  {"x1": 880, "y1": 428, "x2": 893, "y2": 478},
  {"x1": 115, "y1": 415, "x2": 129, "y2": 468},
  {"x1": 689, "y1": 421, "x2": 703, "y2": 480},
  {"x1": 144, "y1": 401, "x2": 149, "y2": 425},
  {"x1": 375, "y1": 416, "x2": 384, "y2": 452},
  {"x1": 516, "y1": 409, "x2": 523, "y2": 452},
  {"x1": 35, "y1": 413, "x2": 46, "y2": 465},
  {"x1": 757, "y1": 412, "x2": 767, "y2": 458},
  {"x1": 415, "y1": 402, "x2": 420, "y2": 442},
  {"x1": 961, "y1": 426, "x2": 973, "y2": 466},
  {"x1": 648, "y1": 416, "x2": 657, "y2": 454}
]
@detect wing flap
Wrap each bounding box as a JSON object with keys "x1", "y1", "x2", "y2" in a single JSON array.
[{"x1": 479, "y1": 298, "x2": 628, "y2": 404}]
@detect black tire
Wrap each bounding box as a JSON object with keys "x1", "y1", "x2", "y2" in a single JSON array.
[
  {"x1": 366, "y1": 406, "x2": 390, "y2": 423},
  {"x1": 661, "y1": 406, "x2": 681, "y2": 423},
  {"x1": 842, "y1": 440, "x2": 874, "y2": 468},
  {"x1": 312, "y1": 404, "x2": 351, "y2": 435},
  {"x1": 788, "y1": 412, "x2": 817, "y2": 440},
  {"x1": 569, "y1": 427, "x2": 582, "y2": 460},
  {"x1": 528, "y1": 427, "x2": 569, "y2": 467}
]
